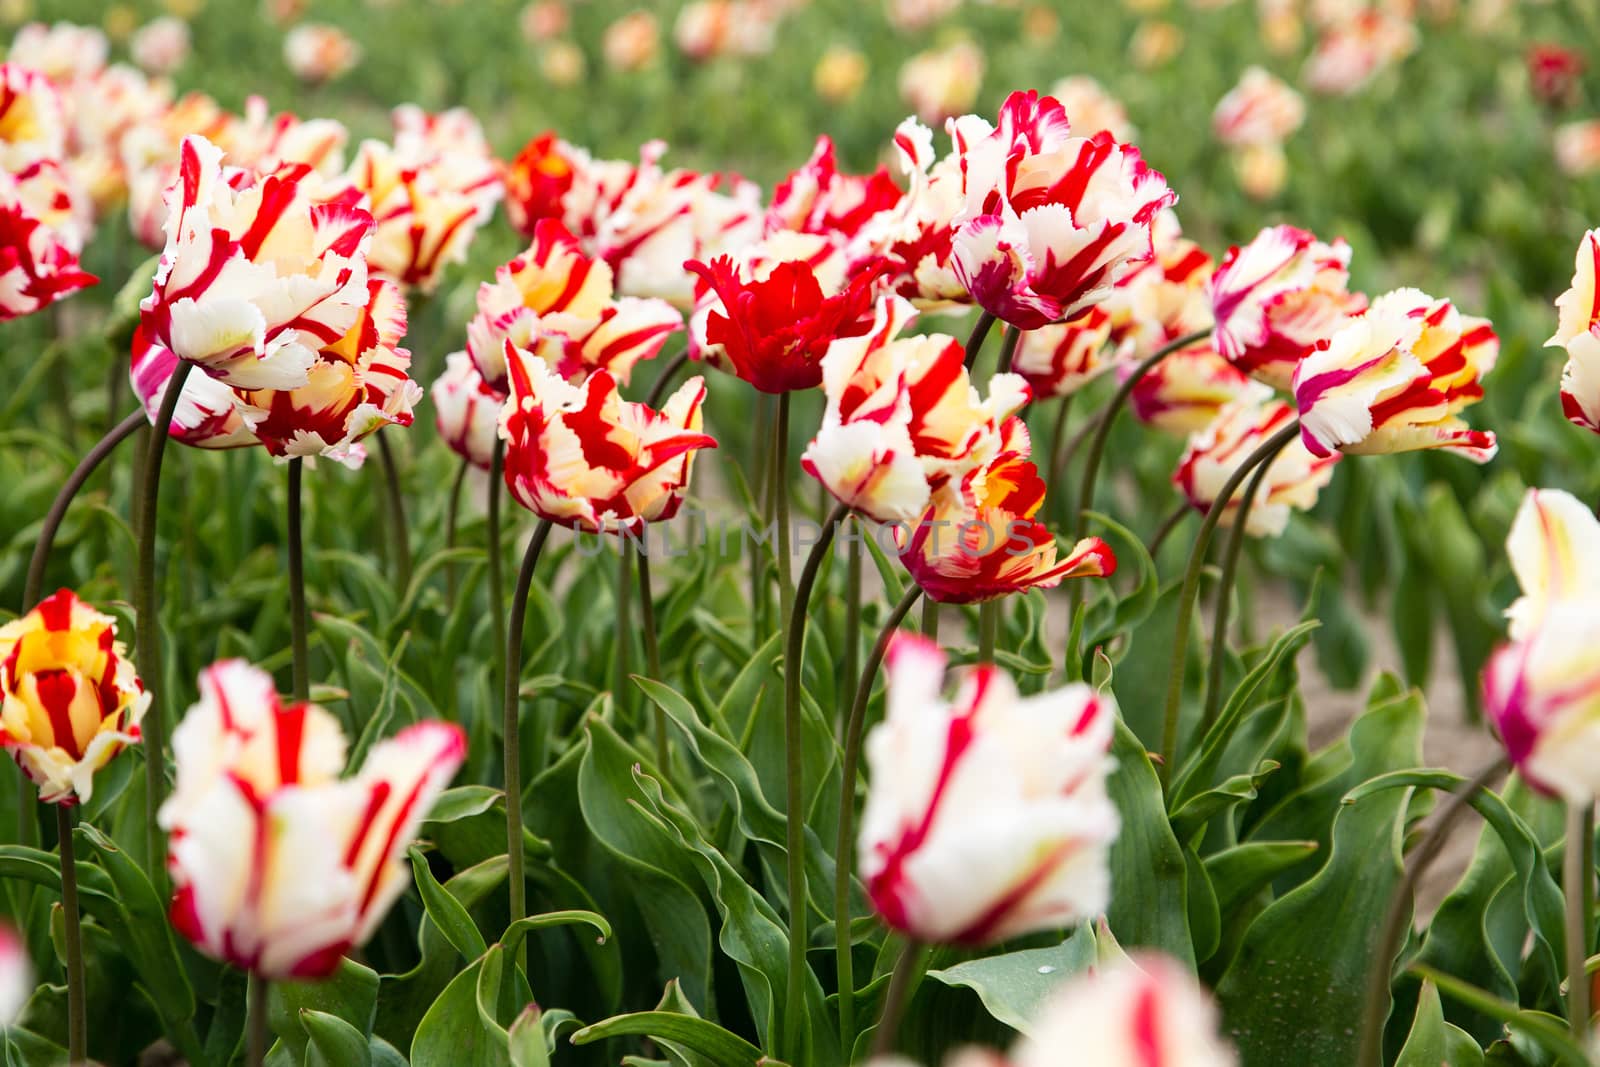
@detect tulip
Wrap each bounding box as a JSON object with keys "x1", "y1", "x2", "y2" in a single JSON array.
[
  {"x1": 129, "y1": 330, "x2": 257, "y2": 449},
  {"x1": 765, "y1": 135, "x2": 902, "y2": 250},
  {"x1": 432, "y1": 350, "x2": 501, "y2": 470},
  {"x1": 858, "y1": 632, "x2": 1119, "y2": 945},
  {"x1": 218, "y1": 96, "x2": 348, "y2": 177},
  {"x1": 1011, "y1": 306, "x2": 1116, "y2": 399},
  {"x1": 1485, "y1": 605, "x2": 1600, "y2": 805},
  {"x1": 1233, "y1": 142, "x2": 1289, "y2": 200},
  {"x1": 0, "y1": 924, "x2": 29, "y2": 1026},
  {"x1": 897, "y1": 40, "x2": 985, "y2": 125},
  {"x1": 161, "y1": 659, "x2": 466, "y2": 978},
  {"x1": 540, "y1": 39, "x2": 587, "y2": 86},
  {"x1": 686, "y1": 232, "x2": 885, "y2": 393},
  {"x1": 898, "y1": 453, "x2": 1117, "y2": 603},
  {"x1": 674, "y1": 0, "x2": 777, "y2": 61},
  {"x1": 468, "y1": 219, "x2": 682, "y2": 396},
  {"x1": 1208, "y1": 224, "x2": 1365, "y2": 390},
  {"x1": 1303, "y1": 10, "x2": 1417, "y2": 95},
  {"x1": 1528, "y1": 44, "x2": 1584, "y2": 108},
  {"x1": 1175, "y1": 392, "x2": 1338, "y2": 537},
  {"x1": 1128, "y1": 340, "x2": 1255, "y2": 434},
  {"x1": 136, "y1": 134, "x2": 375, "y2": 391},
  {"x1": 0, "y1": 63, "x2": 69, "y2": 170},
  {"x1": 1212, "y1": 66, "x2": 1305, "y2": 147},
  {"x1": 1047, "y1": 75, "x2": 1136, "y2": 141},
  {"x1": 948, "y1": 90, "x2": 1176, "y2": 331},
  {"x1": 122, "y1": 92, "x2": 234, "y2": 249},
  {"x1": 1293, "y1": 287, "x2": 1498, "y2": 461},
  {"x1": 1549, "y1": 230, "x2": 1600, "y2": 433},
  {"x1": 500, "y1": 347, "x2": 716, "y2": 534},
  {"x1": 283, "y1": 22, "x2": 362, "y2": 84},
  {"x1": 602, "y1": 11, "x2": 660, "y2": 72},
  {"x1": 1130, "y1": 20, "x2": 1185, "y2": 69},
  {"x1": 802, "y1": 296, "x2": 1031, "y2": 524},
  {"x1": 1555, "y1": 121, "x2": 1600, "y2": 178},
  {"x1": 873, "y1": 118, "x2": 973, "y2": 310},
  {"x1": 58, "y1": 63, "x2": 173, "y2": 217},
  {"x1": 0, "y1": 162, "x2": 98, "y2": 321},
  {"x1": 233, "y1": 276, "x2": 420, "y2": 466},
  {"x1": 1502, "y1": 488, "x2": 1600, "y2": 642},
  {"x1": 814, "y1": 45, "x2": 868, "y2": 105},
  {"x1": 886, "y1": 0, "x2": 961, "y2": 32},
  {"x1": 131, "y1": 16, "x2": 191, "y2": 74},
  {"x1": 520, "y1": 1, "x2": 568, "y2": 42},
  {"x1": 1100, "y1": 215, "x2": 1213, "y2": 361},
  {"x1": 0, "y1": 589, "x2": 147, "y2": 805},
  {"x1": 1009, "y1": 955, "x2": 1238, "y2": 1067},
  {"x1": 8, "y1": 22, "x2": 108, "y2": 85}
]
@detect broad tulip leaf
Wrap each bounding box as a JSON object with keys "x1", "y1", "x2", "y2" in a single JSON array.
[
  {"x1": 1105, "y1": 718, "x2": 1193, "y2": 965},
  {"x1": 1396, "y1": 981, "x2": 1485, "y2": 1067},
  {"x1": 408, "y1": 846, "x2": 488, "y2": 963},
  {"x1": 925, "y1": 929, "x2": 1098, "y2": 1035},
  {"x1": 570, "y1": 1012, "x2": 766, "y2": 1064},
  {"x1": 303, "y1": 1009, "x2": 372, "y2": 1067},
  {"x1": 270, "y1": 959, "x2": 380, "y2": 1063}
]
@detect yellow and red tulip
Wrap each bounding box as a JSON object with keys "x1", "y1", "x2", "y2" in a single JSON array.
[{"x1": 1128, "y1": 340, "x2": 1255, "y2": 435}]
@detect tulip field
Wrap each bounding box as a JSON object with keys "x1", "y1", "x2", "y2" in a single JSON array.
[{"x1": 5, "y1": 1, "x2": 1600, "y2": 1066}]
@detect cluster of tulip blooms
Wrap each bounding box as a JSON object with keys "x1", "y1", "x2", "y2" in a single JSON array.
[{"x1": 8, "y1": 12, "x2": 1599, "y2": 1065}]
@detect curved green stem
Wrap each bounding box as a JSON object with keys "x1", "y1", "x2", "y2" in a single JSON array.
[
  {"x1": 645, "y1": 348, "x2": 690, "y2": 410},
  {"x1": 504, "y1": 518, "x2": 554, "y2": 974},
  {"x1": 136, "y1": 358, "x2": 193, "y2": 871},
  {"x1": 835, "y1": 582, "x2": 923, "y2": 1051},
  {"x1": 782, "y1": 501, "x2": 848, "y2": 1059},
  {"x1": 24, "y1": 408, "x2": 145, "y2": 609},
  {"x1": 287, "y1": 459, "x2": 309, "y2": 702},
  {"x1": 870, "y1": 939, "x2": 926, "y2": 1058},
  {"x1": 58, "y1": 806, "x2": 85, "y2": 1062},
  {"x1": 1158, "y1": 418, "x2": 1299, "y2": 787},
  {"x1": 375, "y1": 432, "x2": 413, "y2": 593},
  {"x1": 994, "y1": 325, "x2": 1022, "y2": 375},
  {"x1": 1074, "y1": 328, "x2": 1210, "y2": 534},
  {"x1": 1149, "y1": 502, "x2": 1194, "y2": 558},
  {"x1": 1356, "y1": 758, "x2": 1507, "y2": 1067},
  {"x1": 636, "y1": 543, "x2": 667, "y2": 771},
  {"x1": 1201, "y1": 432, "x2": 1295, "y2": 729},
  {"x1": 1568, "y1": 802, "x2": 1595, "y2": 1036},
  {"x1": 962, "y1": 312, "x2": 997, "y2": 370}
]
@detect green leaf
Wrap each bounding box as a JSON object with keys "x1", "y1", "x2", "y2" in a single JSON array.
[
  {"x1": 1104, "y1": 717, "x2": 1193, "y2": 965},
  {"x1": 270, "y1": 958, "x2": 380, "y2": 1063},
  {"x1": 570, "y1": 1012, "x2": 766, "y2": 1065},
  {"x1": 303, "y1": 1009, "x2": 372, "y2": 1067},
  {"x1": 509, "y1": 1005, "x2": 550, "y2": 1067},
  {"x1": 410, "y1": 957, "x2": 501, "y2": 1067},
  {"x1": 925, "y1": 930, "x2": 1098, "y2": 1035},
  {"x1": 408, "y1": 846, "x2": 488, "y2": 963},
  {"x1": 1203, "y1": 841, "x2": 1320, "y2": 917},
  {"x1": 1416, "y1": 966, "x2": 1586, "y2": 1064},
  {"x1": 1396, "y1": 981, "x2": 1485, "y2": 1067}
]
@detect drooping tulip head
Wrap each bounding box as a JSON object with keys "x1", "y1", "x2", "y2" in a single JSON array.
[
  {"x1": 432, "y1": 350, "x2": 502, "y2": 471},
  {"x1": 0, "y1": 590, "x2": 147, "y2": 805},
  {"x1": 859, "y1": 633, "x2": 1119, "y2": 944}
]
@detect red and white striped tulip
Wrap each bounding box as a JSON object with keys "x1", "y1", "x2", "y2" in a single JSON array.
[
  {"x1": 1128, "y1": 340, "x2": 1256, "y2": 435},
  {"x1": 1549, "y1": 230, "x2": 1600, "y2": 433},
  {"x1": 501, "y1": 348, "x2": 716, "y2": 535},
  {"x1": 872, "y1": 117, "x2": 972, "y2": 310},
  {"x1": 233, "y1": 276, "x2": 420, "y2": 466},
  {"x1": 897, "y1": 41, "x2": 984, "y2": 125},
  {"x1": 1175, "y1": 393, "x2": 1339, "y2": 537},
  {"x1": 1208, "y1": 224, "x2": 1365, "y2": 390},
  {"x1": 343, "y1": 139, "x2": 495, "y2": 294},
  {"x1": 431, "y1": 351, "x2": 502, "y2": 470},
  {"x1": 0, "y1": 161, "x2": 97, "y2": 320},
  {"x1": 130, "y1": 330, "x2": 257, "y2": 449},
  {"x1": 1303, "y1": 10, "x2": 1417, "y2": 96},
  {"x1": 1212, "y1": 66, "x2": 1305, "y2": 147},
  {"x1": 1485, "y1": 603, "x2": 1600, "y2": 804},
  {"x1": 859, "y1": 633, "x2": 1119, "y2": 944},
  {"x1": 801, "y1": 295, "x2": 1030, "y2": 524},
  {"x1": 135, "y1": 135, "x2": 375, "y2": 392},
  {"x1": 1293, "y1": 287, "x2": 1498, "y2": 461},
  {"x1": 467, "y1": 219, "x2": 682, "y2": 396},
  {"x1": 7, "y1": 23, "x2": 107, "y2": 86},
  {"x1": 161, "y1": 660, "x2": 465, "y2": 979},
  {"x1": 0, "y1": 590, "x2": 147, "y2": 806},
  {"x1": 1011, "y1": 306, "x2": 1116, "y2": 399},
  {"x1": 765, "y1": 135, "x2": 902, "y2": 251},
  {"x1": 949, "y1": 90, "x2": 1176, "y2": 330},
  {"x1": 1100, "y1": 216, "x2": 1214, "y2": 361}
]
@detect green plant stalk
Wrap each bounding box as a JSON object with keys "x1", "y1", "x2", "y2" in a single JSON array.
[
  {"x1": 645, "y1": 348, "x2": 690, "y2": 409},
  {"x1": 1044, "y1": 393, "x2": 1072, "y2": 504},
  {"x1": 504, "y1": 519, "x2": 554, "y2": 975},
  {"x1": 287, "y1": 458, "x2": 309, "y2": 703},
  {"x1": 1568, "y1": 802, "x2": 1595, "y2": 1036},
  {"x1": 488, "y1": 441, "x2": 507, "y2": 712},
  {"x1": 444, "y1": 455, "x2": 469, "y2": 603},
  {"x1": 614, "y1": 539, "x2": 633, "y2": 719},
  {"x1": 1355, "y1": 758, "x2": 1507, "y2": 1067},
  {"x1": 842, "y1": 527, "x2": 862, "y2": 729},
  {"x1": 1074, "y1": 328, "x2": 1210, "y2": 534},
  {"x1": 835, "y1": 582, "x2": 923, "y2": 1052},
  {"x1": 994, "y1": 325, "x2": 1022, "y2": 374},
  {"x1": 962, "y1": 311, "x2": 996, "y2": 369},
  {"x1": 922, "y1": 600, "x2": 940, "y2": 641},
  {"x1": 1148, "y1": 501, "x2": 1194, "y2": 557},
  {"x1": 977, "y1": 601, "x2": 999, "y2": 661},
  {"x1": 783, "y1": 501, "x2": 849, "y2": 1060},
  {"x1": 375, "y1": 432, "x2": 413, "y2": 593},
  {"x1": 1157, "y1": 419, "x2": 1300, "y2": 787},
  {"x1": 871, "y1": 939, "x2": 927, "y2": 1058},
  {"x1": 24, "y1": 408, "x2": 146, "y2": 609},
  {"x1": 1200, "y1": 432, "x2": 1295, "y2": 729},
  {"x1": 136, "y1": 358, "x2": 193, "y2": 872},
  {"x1": 775, "y1": 393, "x2": 795, "y2": 624},
  {"x1": 248, "y1": 974, "x2": 269, "y2": 1067},
  {"x1": 636, "y1": 543, "x2": 667, "y2": 771},
  {"x1": 58, "y1": 806, "x2": 86, "y2": 1062}
]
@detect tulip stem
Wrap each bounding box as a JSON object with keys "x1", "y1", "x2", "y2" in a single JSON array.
[
  {"x1": 1568, "y1": 802, "x2": 1595, "y2": 1036},
  {"x1": 870, "y1": 939, "x2": 926, "y2": 1058},
  {"x1": 1201, "y1": 432, "x2": 1295, "y2": 730},
  {"x1": 287, "y1": 459, "x2": 309, "y2": 703},
  {"x1": 24, "y1": 408, "x2": 146, "y2": 610},
  {"x1": 1149, "y1": 501, "x2": 1193, "y2": 557},
  {"x1": 995, "y1": 325, "x2": 1022, "y2": 374},
  {"x1": 962, "y1": 312, "x2": 996, "y2": 369},
  {"x1": 136, "y1": 358, "x2": 192, "y2": 874},
  {"x1": 505, "y1": 518, "x2": 554, "y2": 973},
  {"x1": 636, "y1": 542, "x2": 667, "y2": 772},
  {"x1": 835, "y1": 582, "x2": 924, "y2": 1053},
  {"x1": 977, "y1": 601, "x2": 999, "y2": 661},
  {"x1": 57, "y1": 806, "x2": 86, "y2": 1063},
  {"x1": 375, "y1": 432, "x2": 413, "y2": 593},
  {"x1": 922, "y1": 600, "x2": 940, "y2": 642},
  {"x1": 445, "y1": 455, "x2": 468, "y2": 604},
  {"x1": 842, "y1": 527, "x2": 862, "y2": 731},
  {"x1": 1074, "y1": 328, "x2": 1210, "y2": 535},
  {"x1": 488, "y1": 441, "x2": 507, "y2": 711},
  {"x1": 775, "y1": 394, "x2": 795, "y2": 623},
  {"x1": 1045, "y1": 393, "x2": 1072, "y2": 505},
  {"x1": 783, "y1": 501, "x2": 849, "y2": 1060},
  {"x1": 248, "y1": 975, "x2": 269, "y2": 1067},
  {"x1": 645, "y1": 348, "x2": 690, "y2": 409},
  {"x1": 614, "y1": 538, "x2": 633, "y2": 717},
  {"x1": 1157, "y1": 419, "x2": 1299, "y2": 788},
  {"x1": 1356, "y1": 758, "x2": 1507, "y2": 1067}
]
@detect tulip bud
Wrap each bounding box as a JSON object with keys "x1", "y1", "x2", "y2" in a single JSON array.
[
  {"x1": 1549, "y1": 230, "x2": 1600, "y2": 432},
  {"x1": 0, "y1": 590, "x2": 147, "y2": 805},
  {"x1": 860, "y1": 634, "x2": 1119, "y2": 944}
]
